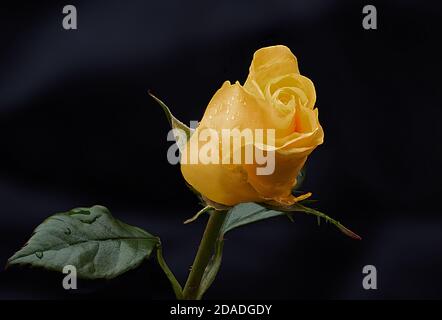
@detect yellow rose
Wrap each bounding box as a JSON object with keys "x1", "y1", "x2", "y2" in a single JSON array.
[{"x1": 180, "y1": 45, "x2": 324, "y2": 206}]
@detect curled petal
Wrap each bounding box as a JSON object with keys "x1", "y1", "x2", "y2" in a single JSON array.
[{"x1": 244, "y1": 45, "x2": 300, "y2": 97}]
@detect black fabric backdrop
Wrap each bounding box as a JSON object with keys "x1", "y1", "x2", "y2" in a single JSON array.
[{"x1": 0, "y1": 0, "x2": 441, "y2": 299}]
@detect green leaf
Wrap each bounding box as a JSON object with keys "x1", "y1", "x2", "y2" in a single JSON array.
[
  {"x1": 219, "y1": 201, "x2": 360, "y2": 240},
  {"x1": 221, "y1": 203, "x2": 284, "y2": 235},
  {"x1": 149, "y1": 91, "x2": 194, "y2": 142},
  {"x1": 261, "y1": 202, "x2": 362, "y2": 240},
  {"x1": 286, "y1": 203, "x2": 362, "y2": 240},
  {"x1": 7, "y1": 205, "x2": 159, "y2": 279}
]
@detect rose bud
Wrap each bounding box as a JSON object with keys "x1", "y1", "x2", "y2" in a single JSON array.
[{"x1": 181, "y1": 45, "x2": 324, "y2": 206}]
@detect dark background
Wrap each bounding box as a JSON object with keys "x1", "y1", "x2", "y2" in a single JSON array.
[{"x1": 0, "y1": 0, "x2": 441, "y2": 299}]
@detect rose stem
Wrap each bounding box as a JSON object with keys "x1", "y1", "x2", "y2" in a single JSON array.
[{"x1": 182, "y1": 210, "x2": 227, "y2": 300}]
